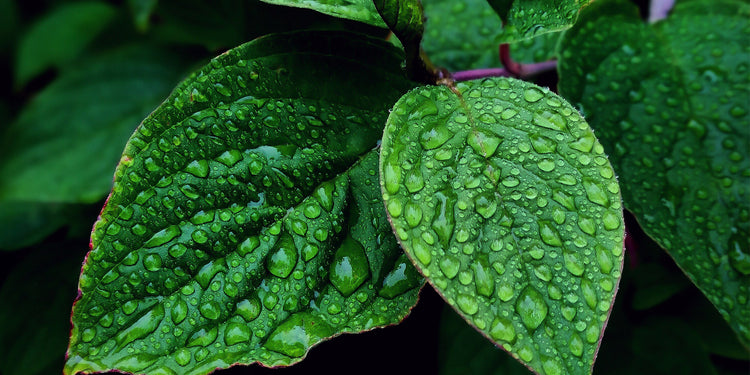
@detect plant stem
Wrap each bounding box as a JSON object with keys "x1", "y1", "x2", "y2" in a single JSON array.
[
  {"x1": 451, "y1": 58, "x2": 557, "y2": 82},
  {"x1": 649, "y1": 0, "x2": 675, "y2": 22},
  {"x1": 452, "y1": 68, "x2": 512, "y2": 81}
]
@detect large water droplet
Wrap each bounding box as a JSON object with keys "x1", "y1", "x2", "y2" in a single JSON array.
[
  {"x1": 467, "y1": 129, "x2": 502, "y2": 158},
  {"x1": 523, "y1": 87, "x2": 545, "y2": 102},
  {"x1": 431, "y1": 191, "x2": 456, "y2": 246},
  {"x1": 474, "y1": 191, "x2": 498, "y2": 219},
  {"x1": 539, "y1": 221, "x2": 563, "y2": 247},
  {"x1": 383, "y1": 160, "x2": 402, "y2": 195},
  {"x1": 379, "y1": 254, "x2": 423, "y2": 298},
  {"x1": 267, "y1": 235, "x2": 297, "y2": 278},
  {"x1": 456, "y1": 293, "x2": 479, "y2": 315},
  {"x1": 236, "y1": 297, "x2": 261, "y2": 322},
  {"x1": 516, "y1": 287, "x2": 548, "y2": 330},
  {"x1": 185, "y1": 160, "x2": 209, "y2": 178},
  {"x1": 224, "y1": 322, "x2": 251, "y2": 345},
  {"x1": 199, "y1": 301, "x2": 221, "y2": 320},
  {"x1": 533, "y1": 111, "x2": 567, "y2": 132},
  {"x1": 420, "y1": 123, "x2": 454, "y2": 149},
  {"x1": 329, "y1": 236, "x2": 370, "y2": 297},
  {"x1": 473, "y1": 255, "x2": 494, "y2": 298},
  {"x1": 404, "y1": 202, "x2": 423, "y2": 228},
  {"x1": 489, "y1": 316, "x2": 515, "y2": 342},
  {"x1": 439, "y1": 255, "x2": 461, "y2": 279},
  {"x1": 144, "y1": 225, "x2": 181, "y2": 248},
  {"x1": 114, "y1": 305, "x2": 165, "y2": 349},
  {"x1": 265, "y1": 313, "x2": 334, "y2": 357},
  {"x1": 583, "y1": 178, "x2": 609, "y2": 207}
]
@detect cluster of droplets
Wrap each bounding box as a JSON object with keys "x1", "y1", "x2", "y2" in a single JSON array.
[{"x1": 381, "y1": 78, "x2": 624, "y2": 374}]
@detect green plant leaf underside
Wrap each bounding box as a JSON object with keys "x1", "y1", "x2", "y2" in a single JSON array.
[
  {"x1": 380, "y1": 78, "x2": 625, "y2": 375},
  {"x1": 14, "y1": 1, "x2": 116, "y2": 87},
  {"x1": 421, "y1": 0, "x2": 559, "y2": 71},
  {"x1": 486, "y1": 0, "x2": 591, "y2": 43},
  {"x1": 0, "y1": 46, "x2": 194, "y2": 204},
  {"x1": 65, "y1": 31, "x2": 421, "y2": 375},
  {"x1": 558, "y1": 0, "x2": 750, "y2": 346},
  {"x1": 258, "y1": 0, "x2": 386, "y2": 27}
]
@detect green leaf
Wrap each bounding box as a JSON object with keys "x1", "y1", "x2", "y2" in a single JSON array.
[
  {"x1": 439, "y1": 305, "x2": 530, "y2": 375},
  {"x1": 557, "y1": 0, "x2": 750, "y2": 346},
  {"x1": 65, "y1": 31, "x2": 420, "y2": 375},
  {"x1": 486, "y1": 0, "x2": 592, "y2": 43},
  {"x1": 373, "y1": 0, "x2": 432, "y2": 83},
  {"x1": 421, "y1": 0, "x2": 560, "y2": 71},
  {"x1": 14, "y1": 1, "x2": 116, "y2": 87},
  {"x1": 0, "y1": 45, "x2": 194, "y2": 204},
  {"x1": 380, "y1": 78, "x2": 624, "y2": 375},
  {"x1": 258, "y1": 0, "x2": 386, "y2": 27},
  {"x1": 0, "y1": 243, "x2": 84, "y2": 375},
  {"x1": 0, "y1": 201, "x2": 74, "y2": 250}
]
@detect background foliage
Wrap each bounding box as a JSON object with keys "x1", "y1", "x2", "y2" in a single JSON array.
[{"x1": 0, "y1": 0, "x2": 747, "y2": 374}]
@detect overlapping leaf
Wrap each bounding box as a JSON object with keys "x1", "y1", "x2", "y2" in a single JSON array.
[
  {"x1": 558, "y1": 0, "x2": 750, "y2": 346},
  {"x1": 65, "y1": 31, "x2": 421, "y2": 375},
  {"x1": 381, "y1": 78, "x2": 624, "y2": 374},
  {"x1": 258, "y1": 0, "x2": 386, "y2": 27},
  {"x1": 0, "y1": 46, "x2": 195, "y2": 204},
  {"x1": 421, "y1": 0, "x2": 559, "y2": 72},
  {"x1": 486, "y1": 0, "x2": 592, "y2": 43}
]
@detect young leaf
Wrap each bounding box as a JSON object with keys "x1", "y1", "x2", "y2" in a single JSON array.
[
  {"x1": 0, "y1": 46, "x2": 196, "y2": 204},
  {"x1": 380, "y1": 78, "x2": 625, "y2": 375},
  {"x1": 486, "y1": 0, "x2": 592, "y2": 43},
  {"x1": 258, "y1": 0, "x2": 386, "y2": 27},
  {"x1": 558, "y1": 0, "x2": 750, "y2": 346},
  {"x1": 14, "y1": 2, "x2": 116, "y2": 87},
  {"x1": 65, "y1": 31, "x2": 421, "y2": 375},
  {"x1": 421, "y1": 0, "x2": 559, "y2": 71}
]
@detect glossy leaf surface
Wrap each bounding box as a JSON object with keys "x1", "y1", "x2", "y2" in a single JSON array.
[
  {"x1": 14, "y1": 2, "x2": 116, "y2": 87},
  {"x1": 381, "y1": 78, "x2": 625, "y2": 374},
  {"x1": 486, "y1": 0, "x2": 591, "y2": 43},
  {"x1": 422, "y1": 0, "x2": 559, "y2": 71},
  {"x1": 0, "y1": 46, "x2": 194, "y2": 204},
  {"x1": 258, "y1": 0, "x2": 386, "y2": 27},
  {"x1": 558, "y1": 0, "x2": 750, "y2": 346},
  {"x1": 65, "y1": 31, "x2": 420, "y2": 375}
]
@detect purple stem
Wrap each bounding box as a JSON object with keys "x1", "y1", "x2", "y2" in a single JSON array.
[
  {"x1": 452, "y1": 60, "x2": 557, "y2": 82},
  {"x1": 649, "y1": 0, "x2": 675, "y2": 22}
]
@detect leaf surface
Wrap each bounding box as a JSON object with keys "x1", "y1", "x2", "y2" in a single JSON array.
[
  {"x1": 258, "y1": 0, "x2": 386, "y2": 27},
  {"x1": 558, "y1": 0, "x2": 750, "y2": 346},
  {"x1": 65, "y1": 31, "x2": 421, "y2": 375},
  {"x1": 486, "y1": 0, "x2": 591, "y2": 43},
  {"x1": 380, "y1": 78, "x2": 625, "y2": 374},
  {"x1": 14, "y1": 2, "x2": 116, "y2": 87}
]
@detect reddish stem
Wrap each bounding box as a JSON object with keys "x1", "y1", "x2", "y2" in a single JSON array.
[{"x1": 649, "y1": 0, "x2": 675, "y2": 22}]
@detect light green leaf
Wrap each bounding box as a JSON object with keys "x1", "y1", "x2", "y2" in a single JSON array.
[
  {"x1": 14, "y1": 1, "x2": 116, "y2": 87},
  {"x1": 380, "y1": 78, "x2": 624, "y2": 374},
  {"x1": 258, "y1": 0, "x2": 386, "y2": 27},
  {"x1": 486, "y1": 0, "x2": 592, "y2": 43},
  {"x1": 0, "y1": 45, "x2": 194, "y2": 204},
  {"x1": 558, "y1": 0, "x2": 750, "y2": 346},
  {"x1": 65, "y1": 31, "x2": 420, "y2": 375},
  {"x1": 422, "y1": 0, "x2": 559, "y2": 71}
]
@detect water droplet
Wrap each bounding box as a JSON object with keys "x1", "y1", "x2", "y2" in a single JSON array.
[
  {"x1": 412, "y1": 239, "x2": 432, "y2": 266},
  {"x1": 114, "y1": 305, "x2": 165, "y2": 349},
  {"x1": 267, "y1": 235, "x2": 297, "y2": 278},
  {"x1": 387, "y1": 198, "x2": 403, "y2": 218},
  {"x1": 516, "y1": 287, "x2": 548, "y2": 330},
  {"x1": 313, "y1": 181, "x2": 335, "y2": 211},
  {"x1": 404, "y1": 202, "x2": 423, "y2": 228},
  {"x1": 265, "y1": 313, "x2": 334, "y2": 358},
  {"x1": 542, "y1": 357, "x2": 563, "y2": 375},
  {"x1": 537, "y1": 158, "x2": 555, "y2": 172},
  {"x1": 431, "y1": 191, "x2": 456, "y2": 246},
  {"x1": 199, "y1": 301, "x2": 221, "y2": 320},
  {"x1": 456, "y1": 293, "x2": 478, "y2": 315},
  {"x1": 420, "y1": 123, "x2": 454, "y2": 149},
  {"x1": 474, "y1": 255, "x2": 494, "y2": 297},
  {"x1": 489, "y1": 316, "x2": 515, "y2": 342},
  {"x1": 583, "y1": 179, "x2": 609, "y2": 207},
  {"x1": 439, "y1": 255, "x2": 460, "y2": 279},
  {"x1": 728, "y1": 233, "x2": 750, "y2": 275},
  {"x1": 185, "y1": 160, "x2": 209, "y2": 178},
  {"x1": 539, "y1": 221, "x2": 563, "y2": 247},
  {"x1": 523, "y1": 87, "x2": 545, "y2": 102},
  {"x1": 498, "y1": 284, "x2": 514, "y2": 302},
  {"x1": 224, "y1": 322, "x2": 251, "y2": 345},
  {"x1": 174, "y1": 348, "x2": 191, "y2": 366},
  {"x1": 569, "y1": 333, "x2": 584, "y2": 356},
  {"x1": 581, "y1": 279, "x2": 597, "y2": 309},
  {"x1": 380, "y1": 254, "x2": 423, "y2": 298},
  {"x1": 303, "y1": 202, "x2": 322, "y2": 219},
  {"x1": 468, "y1": 129, "x2": 502, "y2": 158},
  {"x1": 383, "y1": 160, "x2": 402, "y2": 195},
  {"x1": 329, "y1": 236, "x2": 370, "y2": 297},
  {"x1": 533, "y1": 111, "x2": 567, "y2": 132},
  {"x1": 530, "y1": 134, "x2": 557, "y2": 153},
  {"x1": 570, "y1": 134, "x2": 595, "y2": 153},
  {"x1": 405, "y1": 168, "x2": 425, "y2": 193},
  {"x1": 236, "y1": 298, "x2": 261, "y2": 321},
  {"x1": 473, "y1": 191, "x2": 498, "y2": 219},
  {"x1": 564, "y1": 251, "x2": 585, "y2": 276},
  {"x1": 143, "y1": 254, "x2": 163, "y2": 272},
  {"x1": 187, "y1": 327, "x2": 218, "y2": 347},
  {"x1": 144, "y1": 225, "x2": 181, "y2": 248}
]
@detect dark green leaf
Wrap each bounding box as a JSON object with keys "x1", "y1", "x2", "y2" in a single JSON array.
[
  {"x1": 0, "y1": 201, "x2": 75, "y2": 250},
  {"x1": 373, "y1": 0, "x2": 432, "y2": 83},
  {"x1": 65, "y1": 31, "x2": 420, "y2": 375},
  {"x1": 486, "y1": 0, "x2": 592, "y2": 43},
  {"x1": 0, "y1": 0, "x2": 18, "y2": 53},
  {"x1": 14, "y1": 1, "x2": 116, "y2": 87},
  {"x1": 421, "y1": 0, "x2": 559, "y2": 71},
  {"x1": 258, "y1": 0, "x2": 386, "y2": 27},
  {"x1": 439, "y1": 305, "x2": 530, "y2": 375},
  {"x1": 558, "y1": 0, "x2": 750, "y2": 346},
  {"x1": 0, "y1": 243, "x2": 84, "y2": 375},
  {"x1": 380, "y1": 78, "x2": 625, "y2": 374},
  {"x1": 0, "y1": 45, "x2": 195, "y2": 204}
]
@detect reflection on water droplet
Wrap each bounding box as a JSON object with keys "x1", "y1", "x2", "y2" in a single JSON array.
[{"x1": 329, "y1": 236, "x2": 370, "y2": 297}]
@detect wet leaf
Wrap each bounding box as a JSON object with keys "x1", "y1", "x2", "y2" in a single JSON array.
[
  {"x1": 381, "y1": 78, "x2": 625, "y2": 374},
  {"x1": 65, "y1": 31, "x2": 420, "y2": 375},
  {"x1": 14, "y1": 2, "x2": 116, "y2": 87},
  {"x1": 258, "y1": 0, "x2": 386, "y2": 27},
  {"x1": 0, "y1": 46, "x2": 194, "y2": 204},
  {"x1": 421, "y1": 0, "x2": 559, "y2": 71},
  {"x1": 486, "y1": 0, "x2": 592, "y2": 43},
  {"x1": 558, "y1": 0, "x2": 750, "y2": 346}
]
